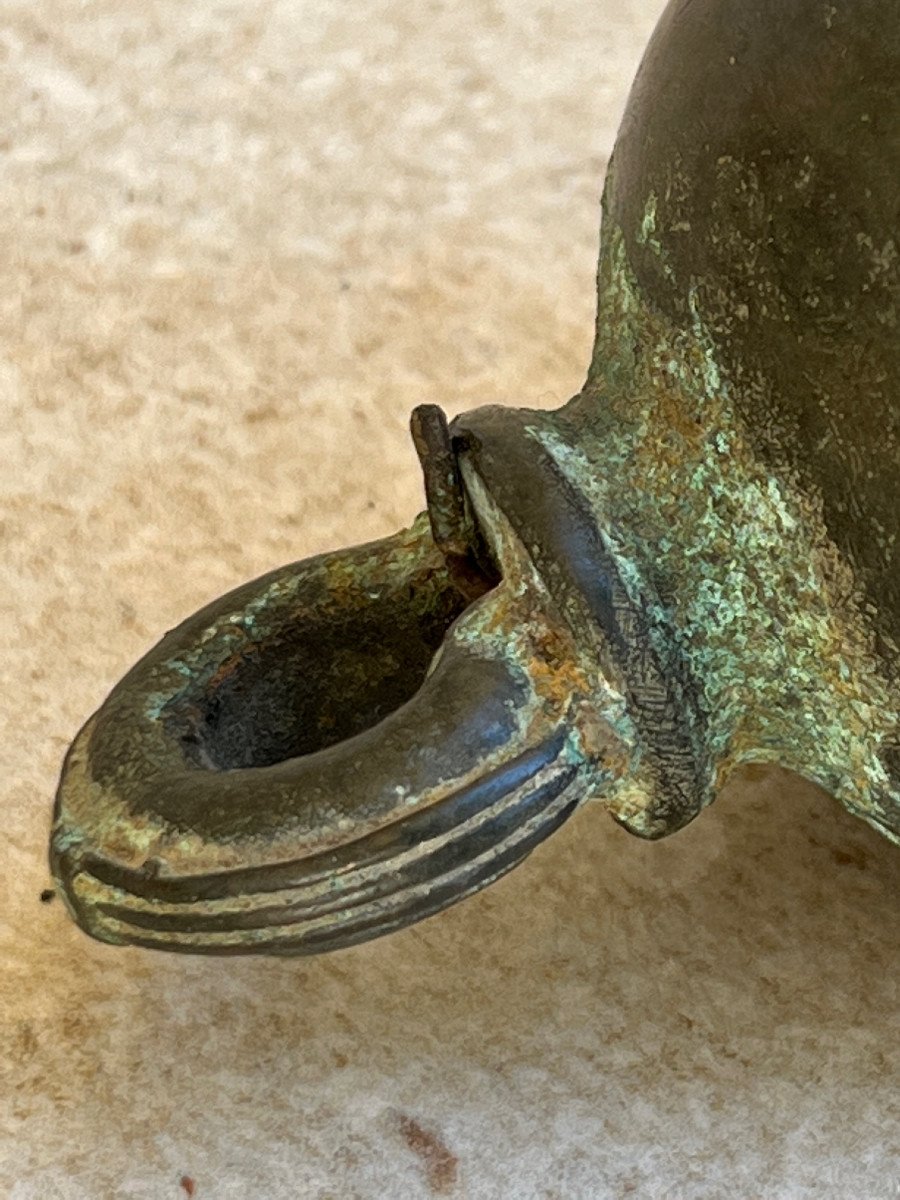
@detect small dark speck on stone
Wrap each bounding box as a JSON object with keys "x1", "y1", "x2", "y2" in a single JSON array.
[
  {"x1": 395, "y1": 1112, "x2": 458, "y2": 1195},
  {"x1": 340, "y1": 279, "x2": 351, "y2": 291},
  {"x1": 179, "y1": 1176, "x2": 196, "y2": 1197},
  {"x1": 40, "y1": 888, "x2": 56, "y2": 904},
  {"x1": 831, "y1": 845, "x2": 869, "y2": 870}
]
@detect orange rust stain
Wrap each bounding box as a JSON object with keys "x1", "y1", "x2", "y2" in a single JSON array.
[
  {"x1": 179, "y1": 1176, "x2": 196, "y2": 1197},
  {"x1": 205, "y1": 644, "x2": 255, "y2": 692}
]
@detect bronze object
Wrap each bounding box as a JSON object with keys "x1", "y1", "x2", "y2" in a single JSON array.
[{"x1": 51, "y1": 0, "x2": 898, "y2": 955}]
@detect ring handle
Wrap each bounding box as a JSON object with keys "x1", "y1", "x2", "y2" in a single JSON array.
[{"x1": 52, "y1": 514, "x2": 625, "y2": 955}]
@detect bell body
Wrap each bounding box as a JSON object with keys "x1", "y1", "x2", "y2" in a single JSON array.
[
  {"x1": 456, "y1": 0, "x2": 899, "y2": 842},
  {"x1": 582, "y1": 0, "x2": 899, "y2": 840}
]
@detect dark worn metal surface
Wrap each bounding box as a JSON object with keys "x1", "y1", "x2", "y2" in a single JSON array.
[
  {"x1": 561, "y1": 0, "x2": 899, "y2": 839},
  {"x1": 592, "y1": 0, "x2": 899, "y2": 655},
  {"x1": 51, "y1": 0, "x2": 898, "y2": 955}
]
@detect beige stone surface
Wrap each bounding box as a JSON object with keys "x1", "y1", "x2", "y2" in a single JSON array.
[{"x1": 1, "y1": 1, "x2": 898, "y2": 1197}]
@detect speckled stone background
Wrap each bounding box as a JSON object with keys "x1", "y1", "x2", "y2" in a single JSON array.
[{"x1": 2, "y1": 2, "x2": 898, "y2": 1197}]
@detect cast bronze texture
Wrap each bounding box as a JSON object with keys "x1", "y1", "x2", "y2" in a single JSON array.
[{"x1": 51, "y1": 0, "x2": 898, "y2": 955}]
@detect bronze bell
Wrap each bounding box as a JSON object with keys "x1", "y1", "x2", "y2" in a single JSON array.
[{"x1": 51, "y1": 0, "x2": 898, "y2": 955}]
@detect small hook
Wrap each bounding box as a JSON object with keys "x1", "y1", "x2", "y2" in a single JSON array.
[{"x1": 409, "y1": 402, "x2": 491, "y2": 602}]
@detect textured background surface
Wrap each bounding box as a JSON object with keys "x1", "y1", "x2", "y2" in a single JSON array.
[{"x1": 2, "y1": 1, "x2": 898, "y2": 1197}]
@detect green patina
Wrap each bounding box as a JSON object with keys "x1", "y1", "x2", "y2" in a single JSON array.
[{"x1": 539, "y1": 206, "x2": 898, "y2": 841}]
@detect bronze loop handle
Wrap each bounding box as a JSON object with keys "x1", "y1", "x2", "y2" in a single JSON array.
[{"x1": 51, "y1": 457, "x2": 629, "y2": 955}]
